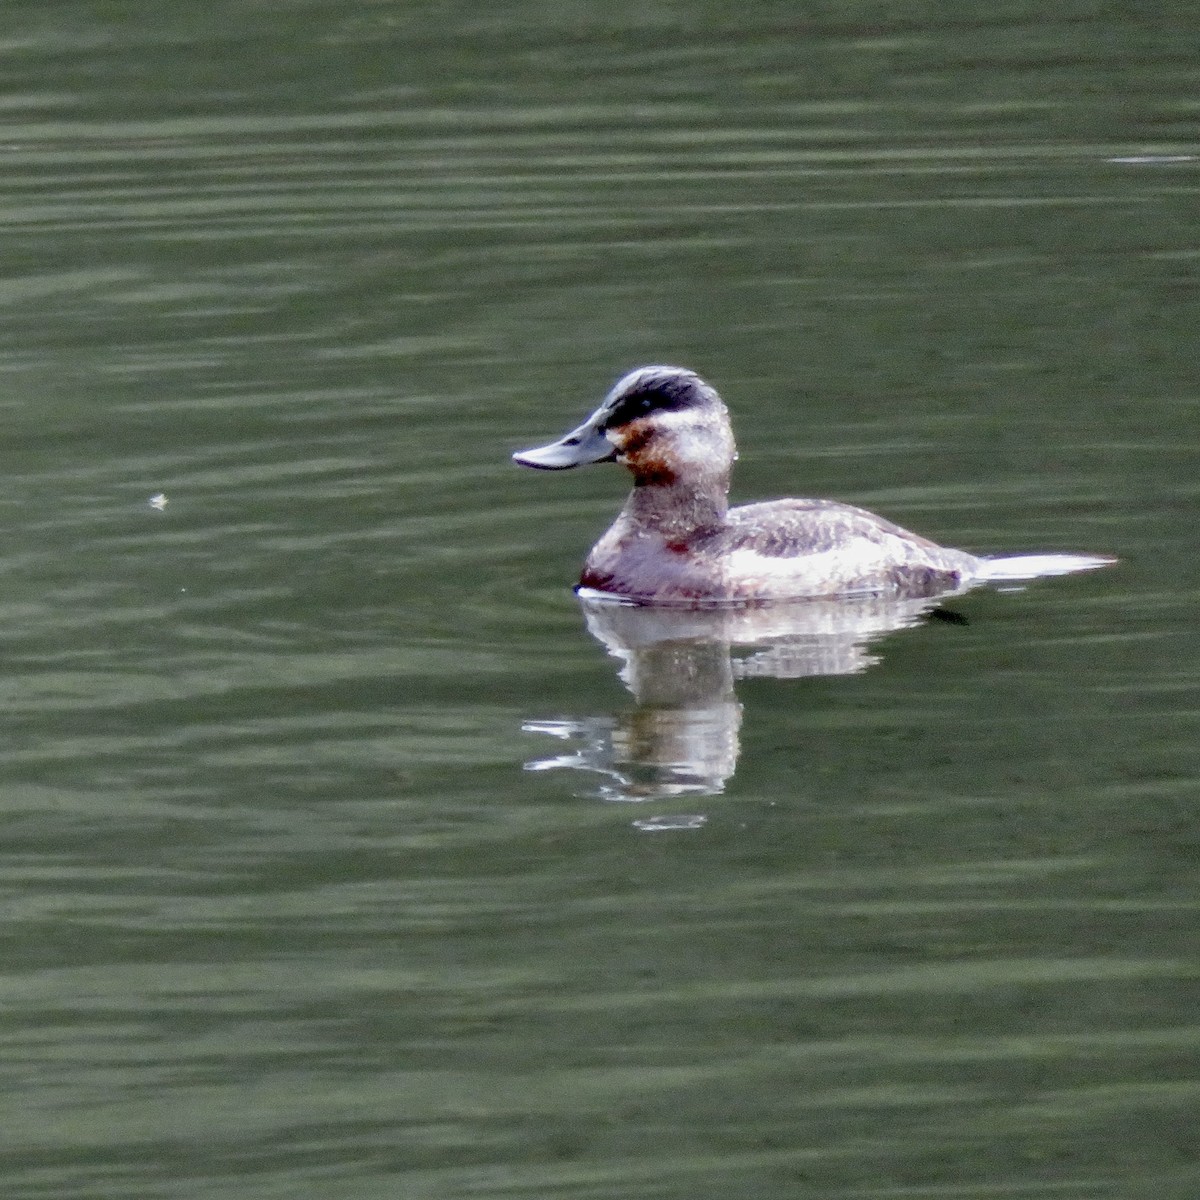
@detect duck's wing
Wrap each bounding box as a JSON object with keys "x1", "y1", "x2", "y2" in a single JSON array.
[
  {"x1": 720, "y1": 499, "x2": 944, "y2": 558},
  {"x1": 715, "y1": 499, "x2": 976, "y2": 599}
]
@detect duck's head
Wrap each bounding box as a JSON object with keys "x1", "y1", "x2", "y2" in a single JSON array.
[{"x1": 513, "y1": 365, "x2": 735, "y2": 488}]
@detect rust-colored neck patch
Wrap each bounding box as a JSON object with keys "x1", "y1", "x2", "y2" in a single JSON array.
[{"x1": 618, "y1": 420, "x2": 679, "y2": 487}]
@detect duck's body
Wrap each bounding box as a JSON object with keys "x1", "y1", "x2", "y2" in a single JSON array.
[
  {"x1": 579, "y1": 495, "x2": 978, "y2": 604},
  {"x1": 513, "y1": 366, "x2": 1111, "y2": 605}
]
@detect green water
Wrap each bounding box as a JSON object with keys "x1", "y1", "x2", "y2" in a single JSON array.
[{"x1": 1, "y1": 3, "x2": 1198, "y2": 1197}]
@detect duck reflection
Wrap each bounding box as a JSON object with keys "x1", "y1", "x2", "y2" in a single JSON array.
[{"x1": 523, "y1": 589, "x2": 955, "y2": 807}]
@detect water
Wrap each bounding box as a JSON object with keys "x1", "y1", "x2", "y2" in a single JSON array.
[{"x1": 1, "y1": 3, "x2": 1198, "y2": 1197}]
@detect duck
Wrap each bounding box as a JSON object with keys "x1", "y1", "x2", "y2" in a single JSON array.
[{"x1": 513, "y1": 366, "x2": 1113, "y2": 605}]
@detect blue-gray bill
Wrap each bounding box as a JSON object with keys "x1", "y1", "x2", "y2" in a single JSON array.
[{"x1": 512, "y1": 418, "x2": 615, "y2": 470}]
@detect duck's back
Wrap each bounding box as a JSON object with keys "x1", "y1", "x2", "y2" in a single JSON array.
[{"x1": 708, "y1": 498, "x2": 979, "y2": 600}]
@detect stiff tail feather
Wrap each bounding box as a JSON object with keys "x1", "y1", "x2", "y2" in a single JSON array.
[{"x1": 976, "y1": 553, "x2": 1116, "y2": 582}]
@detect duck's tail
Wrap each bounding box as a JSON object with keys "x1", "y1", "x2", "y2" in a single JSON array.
[{"x1": 975, "y1": 553, "x2": 1117, "y2": 583}]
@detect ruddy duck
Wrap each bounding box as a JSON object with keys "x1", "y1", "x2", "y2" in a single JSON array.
[{"x1": 513, "y1": 366, "x2": 1113, "y2": 604}]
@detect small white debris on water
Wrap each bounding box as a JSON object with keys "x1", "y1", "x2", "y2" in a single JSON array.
[{"x1": 149, "y1": 493, "x2": 168, "y2": 510}]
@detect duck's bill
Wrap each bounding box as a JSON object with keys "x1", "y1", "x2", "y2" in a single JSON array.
[{"x1": 512, "y1": 419, "x2": 616, "y2": 470}]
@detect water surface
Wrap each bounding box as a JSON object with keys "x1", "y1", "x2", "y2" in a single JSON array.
[{"x1": 1, "y1": 3, "x2": 1199, "y2": 1198}]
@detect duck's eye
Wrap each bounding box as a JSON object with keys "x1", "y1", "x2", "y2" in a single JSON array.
[{"x1": 620, "y1": 393, "x2": 659, "y2": 419}]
